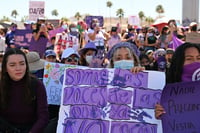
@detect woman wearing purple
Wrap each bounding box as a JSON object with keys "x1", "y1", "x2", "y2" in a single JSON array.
[{"x1": 155, "y1": 42, "x2": 200, "y2": 119}]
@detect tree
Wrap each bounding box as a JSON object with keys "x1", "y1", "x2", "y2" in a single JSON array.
[
  {"x1": 156, "y1": 5, "x2": 164, "y2": 18},
  {"x1": 0, "y1": 16, "x2": 10, "y2": 22},
  {"x1": 106, "y1": 1, "x2": 113, "y2": 27},
  {"x1": 116, "y1": 8, "x2": 124, "y2": 24},
  {"x1": 11, "y1": 10, "x2": 18, "y2": 19},
  {"x1": 61, "y1": 17, "x2": 70, "y2": 23},
  {"x1": 145, "y1": 16, "x2": 154, "y2": 26},
  {"x1": 51, "y1": 9, "x2": 59, "y2": 17},
  {"x1": 138, "y1": 11, "x2": 145, "y2": 26},
  {"x1": 74, "y1": 12, "x2": 82, "y2": 21}
]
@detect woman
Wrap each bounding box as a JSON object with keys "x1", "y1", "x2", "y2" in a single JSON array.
[
  {"x1": 0, "y1": 48, "x2": 49, "y2": 133},
  {"x1": 61, "y1": 48, "x2": 80, "y2": 65},
  {"x1": 107, "y1": 42, "x2": 144, "y2": 73},
  {"x1": 79, "y1": 42, "x2": 97, "y2": 67},
  {"x1": 155, "y1": 42, "x2": 200, "y2": 119}
]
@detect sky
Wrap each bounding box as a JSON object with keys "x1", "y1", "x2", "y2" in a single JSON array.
[{"x1": 0, "y1": 0, "x2": 195, "y2": 23}]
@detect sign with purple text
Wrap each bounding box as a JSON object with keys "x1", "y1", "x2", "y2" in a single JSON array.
[
  {"x1": 14, "y1": 29, "x2": 33, "y2": 49},
  {"x1": 29, "y1": 1, "x2": 45, "y2": 21},
  {"x1": 160, "y1": 81, "x2": 200, "y2": 133},
  {"x1": 43, "y1": 62, "x2": 86, "y2": 105},
  {"x1": 57, "y1": 69, "x2": 165, "y2": 133}
]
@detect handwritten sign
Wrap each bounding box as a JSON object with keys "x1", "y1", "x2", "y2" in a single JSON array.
[
  {"x1": 186, "y1": 32, "x2": 200, "y2": 44},
  {"x1": 14, "y1": 29, "x2": 33, "y2": 49},
  {"x1": 57, "y1": 69, "x2": 165, "y2": 133},
  {"x1": 29, "y1": 1, "x2": 45, "y2": 21},
  {"x1": 161, "y1": 81, "x2": 200, "y2": 133}
]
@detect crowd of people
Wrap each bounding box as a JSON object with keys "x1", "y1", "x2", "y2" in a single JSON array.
[{"x1": 0, "y1": 17, "x2": 200, "y2": 132}]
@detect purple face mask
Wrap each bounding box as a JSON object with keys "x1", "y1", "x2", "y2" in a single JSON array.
[{"x1": 181, "y1": 62, "x2": 200, "y2": 82}]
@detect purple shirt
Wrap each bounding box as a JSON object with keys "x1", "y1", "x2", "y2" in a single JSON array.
[{"x1": 0, "y1": 78, "x2": 49, "y2": 133}]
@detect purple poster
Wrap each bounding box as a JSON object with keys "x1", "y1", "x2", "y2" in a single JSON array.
[
  {"x1": 160, "y1": 81, "x2": 200, "y2": 133},
  {"x1": 29, "y1": 36, "x2": 48, "y2": 57},
  {"x1": 84, "y1": 16, "x2": 104, "y2": 28},
  {"x1": 57, "y1": 68, "x2": 165, "y2": 133},
  {"x1": 14, "y1": 29, "x2": 33, "y2": 49}
]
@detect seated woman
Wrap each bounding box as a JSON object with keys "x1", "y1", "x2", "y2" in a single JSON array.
[
  {"x1": 0, "y1": 48, "x2": 49, "y2": 133},
  {"x1": 107, "y1": 41, "x2": 145, "y2": 73}
]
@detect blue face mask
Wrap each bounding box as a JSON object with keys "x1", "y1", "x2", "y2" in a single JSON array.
[{"x1": 114, "y1": 60, "x2": 134, "y2": 70}]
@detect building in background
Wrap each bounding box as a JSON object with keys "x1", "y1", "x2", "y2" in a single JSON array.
[{"x1": 182, "y1": 0, "x2": 199, "y2": 26}]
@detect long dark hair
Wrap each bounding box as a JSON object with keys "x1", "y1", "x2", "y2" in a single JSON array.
[
  {"x1": 166, "y1": 42, "x2": 200, "y2": 83},
  {"x1": 0, "y1": 48, "x2": 33, "y2": 109}
]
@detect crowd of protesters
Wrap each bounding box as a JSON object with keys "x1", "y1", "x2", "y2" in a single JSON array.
[{"x1": 0, "y1": 17, "x2": 200, "y2": 132}]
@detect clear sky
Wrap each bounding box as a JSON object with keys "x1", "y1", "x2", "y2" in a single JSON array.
[{"x1": 0, "y1": 0, "x2": 191, "y2": 23}]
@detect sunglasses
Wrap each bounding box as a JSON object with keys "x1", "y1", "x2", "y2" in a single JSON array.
[{"x1": 66, "y1": 57, "x2": 79, "y2": 62}]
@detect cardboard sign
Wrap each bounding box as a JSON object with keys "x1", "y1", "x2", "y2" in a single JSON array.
[
  {"x1": 57, "y1": 69, "x2": 165, "y2": 133},
  {"x1": 186, "y1": 32, "x2": 200, "y2": 44},
  {"x1": 161, "y1": 81, "x2": 200, "y2": 133}
]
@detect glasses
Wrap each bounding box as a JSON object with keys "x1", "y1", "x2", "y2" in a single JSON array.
[{"x1": 66, "y1": 57, "x2": 79, "y2": 62}]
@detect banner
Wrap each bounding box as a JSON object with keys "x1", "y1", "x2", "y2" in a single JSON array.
[
  {"x1": 29, "y1": 1, "x2": 45, "y2": 21},
  {"x1": 161, "y1": 81, "x2": 200, "y2": 133},
  {"x1": 57, "y1": 69, "x2": 165, "y2": 133}
]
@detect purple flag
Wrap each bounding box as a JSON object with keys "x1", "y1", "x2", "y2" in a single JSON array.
[{"x1": 168, "y1": 33, "x2": 184, "y2": 50}]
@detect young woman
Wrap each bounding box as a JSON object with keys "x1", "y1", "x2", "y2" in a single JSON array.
[
  {"x1": 0, "y1": 48, "x2": 49, "y2": 133},
  {"x1": 79, "y1": 42, "x2": 97, "y2": 66},
  {"x1": 155, "y1": 42, "x2": 200, "y2": 119},
  {"x1": 107, "y1": 41, "x2": 145, "y2": 73}
]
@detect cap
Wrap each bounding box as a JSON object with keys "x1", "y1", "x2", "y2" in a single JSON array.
[
  {"x1": 190, "y1": 22, "x2": 197, "y2": 27},
  {"x1": 61, "y1": 48, "x2": 79, "y2": 60},
  {"x1": 111, "y1": 27, "x2": 117, "y2": 32},
  {"x1": 166, "y1": 48, "x2": 174, "y2": 54},
  {"x1": 79, "y1": 42, "x2": 97, "y2": 55},
  {"x1": 45, "y1": 49, "x2": 56, "y2": 57}
]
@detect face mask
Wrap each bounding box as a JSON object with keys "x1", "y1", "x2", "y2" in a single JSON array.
[
  {"x1": 114, "y1": 60, "x2": 134, "y2": 70},
  {"x1": 62, "y1": 24, "x2": 68, "y2": 30},
  {"x1": 86, "y1": 55, "x2": 93, "y2": 64},
  {"x1": 181, "y1": 62, "x2": 200, "y2": 82},
  {"x1": 157, "y1": 56, "x2": 166, "y2": 71}
]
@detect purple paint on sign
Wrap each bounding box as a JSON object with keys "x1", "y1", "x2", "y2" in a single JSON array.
[
  {"x1": 161, "y1": 81, "x2": 200, "y2": 133},
  {"x1": 65, "y1": 69, "x2": 109, "y2": 86},
  {"x1": 69, "y1": 105, "x2": 102, "y2": 119},
  {"x1": 111, "y1": 121, "x2": 157, "y2": 133},
  {"x1": 133, "y1": 87, "x2": 162, "y2": 109},
  {"x1": 108, "y1": 88, "x2": 132, "y2": 104},
  {"x1": 63, "y1": 118, "x2": 109, "y2": 133},
  {"x1": 109, "y1": 104, "x2": 131, "y2": 120},
  {"x1": 111, "y1": 69, "x2": 148, "y2": 88},
  {"x1": 63, "y1": 86, "x2": 107, "y2": 107}
]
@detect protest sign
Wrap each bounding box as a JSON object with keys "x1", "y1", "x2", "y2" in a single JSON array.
[
  {"x1": 43, "y1": 62, "x2": 86, "y2": 105},
  {"x1": 161, "y1": 81, "x2": 200, "y2": 133},
  {"x1": 29, "y1": 1, "x2": 45, "y2": 21},
  {"x1": 57, "y1": 69, "x2": 165, "y2": 133},
  {"x1": 186, "y1": 32, "x2": 200, "y2": 44},
  {"x1": 14, "y1": 29, "x2": 33, "y2": 49}
]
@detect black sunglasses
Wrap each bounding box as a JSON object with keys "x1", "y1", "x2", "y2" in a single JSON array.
[{"x1": 66, "y1": 57, "x2": 79, "y2": 62}]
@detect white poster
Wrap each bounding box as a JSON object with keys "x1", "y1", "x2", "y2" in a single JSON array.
[
  {"x1": 57, "y1": 68, "x2": 165, "y2": 133},
  {"x1": 29, "y1": 1, "x2": 45, "y2": 21}
]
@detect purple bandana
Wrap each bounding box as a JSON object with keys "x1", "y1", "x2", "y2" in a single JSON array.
[{"x1": 181, "y1": 62, "x2": 200, "y2": 82}]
